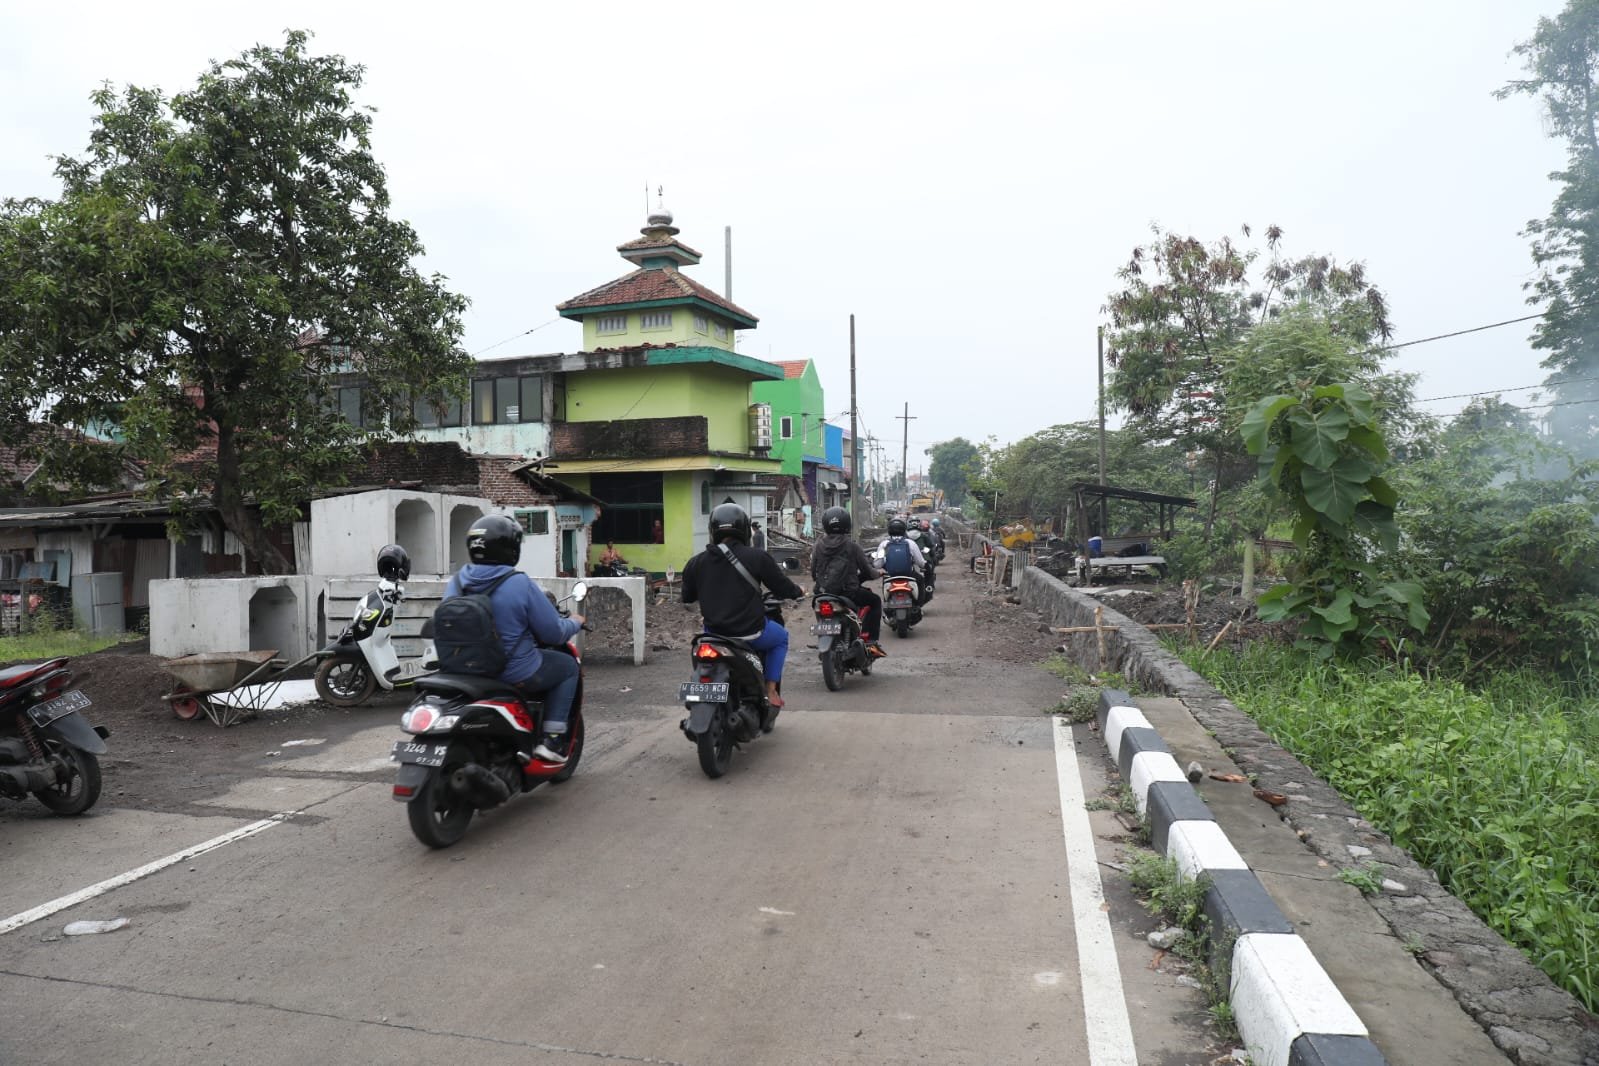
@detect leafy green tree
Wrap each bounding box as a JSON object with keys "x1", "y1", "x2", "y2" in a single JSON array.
[
  {"x1": 1498, "y1": 1, "x2": 1599, "y2": 446},
  {"x1": 1242, "y1": 383, "x2": 1427, "y2": 655},
  {"x1": 926, "y1": 437, "x2": 979, "y2": 504},
  {"x1": 1103, "y1": 225, "x2": 1392, "y2": 533},
  {"x1": 0, "y1": 31, "x2": 470, "y2": 571}
]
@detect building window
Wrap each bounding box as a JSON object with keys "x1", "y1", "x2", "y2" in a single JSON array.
[
  {"x1": 413, "y1": 395, "x2": 463, "y2": 428},
  {"x1": 516, "y1": 509, "x2": 551, "y2": 535},
  {"x1": 780, "y1": 416, "x2": 793, "y2": 439},
  {"x1": 339, "y1": 386, "x2": 364, "y2": 427},
  {"x1": 640, "y1": 310, "x2": 673, "y2": 330},
  {"x1": 471, "y1": 375, "x2": 543, "y2": 424},
  {"x1": 596, "y1": 314, "x2": 627, "y2": 334},
  {"x1": 712, "y1": 322, "x2": 729, "y2": 340},
  {"x1": 590, "y1": 473, "x2": 665, "y2": 544},
  {"x1": 693, "y1": 313, "x2": 708, "y2": 333}
]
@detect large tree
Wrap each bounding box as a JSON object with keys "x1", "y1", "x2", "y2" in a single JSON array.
[
  {"x1": 0, "y1": 31, "x2": 470, "y2": 572},
  {"x1": 925, "y1": 437, "x2": 979, "y2": 503},
  {"x1": 1498, "y1": 1, "x2": 1599, "y2": 448},
  {"x1": 1102, "y1": 225, "x2": 1392, "y2": 533}
]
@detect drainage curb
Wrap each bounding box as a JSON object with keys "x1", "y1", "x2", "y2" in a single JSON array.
[{"x1": 1096, "y1": 688, "x2": 1390, "y2": 1066}]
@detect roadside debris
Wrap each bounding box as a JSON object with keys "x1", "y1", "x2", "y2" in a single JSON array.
[{"x1": 63, "y1": 918, "x2": 129, "y2": 935}]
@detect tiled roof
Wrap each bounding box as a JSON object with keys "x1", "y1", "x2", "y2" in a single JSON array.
[
  {"x1": 616, "y1": 235, "x2": 704, "y2": 258},
  {"x1": 772, "y1": 360, "x2": 810, "y2": 380},
  {"x1": 557, "y1": 268, "x2": 758, "y2": 324}
]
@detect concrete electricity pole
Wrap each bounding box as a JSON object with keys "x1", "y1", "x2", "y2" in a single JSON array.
[
  {"x1": 850, "y1": 314, "x2": 862, "y2": 530},
  {"x1": 896, "y1": 403, "x2": 916, "y2": 496}
]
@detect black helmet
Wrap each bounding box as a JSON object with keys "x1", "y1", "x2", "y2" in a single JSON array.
[
  {"x1": 376, "y1": 543, "x2": 411, "y2": 582},
  {"x1": 888, "y1": 518, "x2": 908, "y2": 537},
  {"x1": 821, "y1": 506, "x2": 851, "y2": 535},
  {"x1": 709, "y1": 502, "x2": 751, "y2": 544},
  {"x1": 467, "y1": 514, "x2": 523, "y2": 566}
]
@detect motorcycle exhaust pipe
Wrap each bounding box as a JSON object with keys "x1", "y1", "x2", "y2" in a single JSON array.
[
  {"x1": 0, "y1": 764, "x2": 57, "y2": 796},
  {"x1": 449, "y1": 763, "x2": 511, "y2": 806}
]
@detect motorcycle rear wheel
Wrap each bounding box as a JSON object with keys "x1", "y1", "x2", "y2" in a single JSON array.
[
  {"x1": 821, "y1": 644, "x2": 845, "y2": 691},
  {"x1": 550, "y1": 710, "x2": 585, "y2": 784},
  {"x1": 407, "y1": 767, "x2": 473, "y2": 848},
  {"x1": 315, "y1": 657, "x2": 377, "y2": 707},
  {"x1": 32, "y1": 741, "x2": 101, "y2": 815},
  {"x1": 696, "y1": 705, "x2": 735, "y2": 778}
]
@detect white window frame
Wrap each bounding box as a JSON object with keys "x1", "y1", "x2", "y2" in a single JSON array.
[
  {"x1": 640, "y1": 310, "x2": 673, "y2": 330},
  {"x1": 693, "y1": 313, "x2": 708, "y2": 334},
  {"x1": 596, "y1": 314, "x2": 627, "y2": 334},
  {"x1": 712, "y1": 321, "x2": 729, "y2": 340},
  {"x1": 780, "y1": 416, "x2": 793, "y2": 439}
]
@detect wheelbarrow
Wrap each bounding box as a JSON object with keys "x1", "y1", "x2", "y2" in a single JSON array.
[{"x1": 160, "y1": 649, "x2": 317, "y2": 727}]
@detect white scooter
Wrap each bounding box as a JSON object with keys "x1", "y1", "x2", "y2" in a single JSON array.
[{"x1": 315, "y1": 577, "x2": 439, "y2": 707}]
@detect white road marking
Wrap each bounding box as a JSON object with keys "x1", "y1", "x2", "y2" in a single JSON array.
[
  {"x1": 758, "y1": 907, "x2": 795, "y2": 916},
  {"x1": 1053, "y1": 715, "x2": 1138, "y2": 1065},
  {"x1": 0, "y1": 810, "x2": 300, "y2": 935}
]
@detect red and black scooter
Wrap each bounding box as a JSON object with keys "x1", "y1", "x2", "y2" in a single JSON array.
[
  {"x1": 811, "y1": 593, "x2": 873, "y2": 691},
  {"x1": 0, "y1": 657, "x2": 109, "y2": 816},
  {"x1": 390, "y1": 583, "x2": 588, "y2": 848}
]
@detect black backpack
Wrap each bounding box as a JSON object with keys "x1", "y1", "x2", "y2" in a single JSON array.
[
  {"x1": 816, "y1": 544, "x2": 858, "y2": 594},
  {"x1": 432, "y1": 571, "x2": 517, "y2": 676}
]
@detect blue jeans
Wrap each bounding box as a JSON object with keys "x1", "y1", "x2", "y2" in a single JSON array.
[
  {"x1": 512, "y1": 650, "x2": 580, "y2": 734},
  {"x1": 744, "y1": 617, "x2": 789, "y2": 683}
]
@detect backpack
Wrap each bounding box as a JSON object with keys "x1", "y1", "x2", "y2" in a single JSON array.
[
  {"x1": 882, "y1": 537, "x2": 915, "y2": 576},
  {"x1": 432, "y1": 570, "x2": 517, "y2": 676},
  {"x1": 816, "y1": 544, "x2": 858, "y2": 594}
]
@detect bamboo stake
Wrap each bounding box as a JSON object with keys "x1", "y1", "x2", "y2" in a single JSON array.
[
  {"x1": 1053, "y1": 624, "x2": 1123, "y2": 634},
  {"x1": 1204, "y1": 619, "x2": 1235, "y2": 654},
  {"x1": 1094, "y1": 604, "x2": 1106, "y2": 670}
]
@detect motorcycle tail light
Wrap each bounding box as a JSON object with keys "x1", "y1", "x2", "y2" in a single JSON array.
[
  {"x1": 818, "y1": 601, "x2": 835, "y2": 617},
  {"x1": 694, "y1": 645, "x2": 721, "y2": 660},
  {"x1": 402, "y1": 706, "x2": 436, "y2": 733}
]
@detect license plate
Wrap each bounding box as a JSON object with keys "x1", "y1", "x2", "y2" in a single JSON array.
[
  {"x1": 390, "y1": 740, "x2": 449, "y2": 767},
  {"x1": 888, "y1": 594, "x2": 912, "y2": 606},
  {"x1": 30, "y1": 689, "x2": 91, "y2": 725},
  {"x1": 680, "y1": 682, "x2": 730, "y2": 703},
  {"x1": 811, "y1": 622, "x2": 843, "y2": 635}
]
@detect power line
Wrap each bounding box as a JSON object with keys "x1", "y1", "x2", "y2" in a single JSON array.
[
  {"x1": 1415, "y1": 375, "x2": 1599, "y2": 404},
  {"x1": 470, "y1": 318, "x2": 561, "y2": 358}
]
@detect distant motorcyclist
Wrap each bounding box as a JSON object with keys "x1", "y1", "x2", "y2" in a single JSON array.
[
  {"x1": 811, "y1": 506, "x2": 887, "y2": 658},
  {"x1": 905, "y1": 519, "x2": 939, "y2": 595},
  {"x1": 878, "y1": 518, "x2": 929, "y2": 603}
]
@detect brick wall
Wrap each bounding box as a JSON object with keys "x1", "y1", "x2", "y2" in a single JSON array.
[{"x1": 552, "y1": 416, "x2": 708, "y2": 459}]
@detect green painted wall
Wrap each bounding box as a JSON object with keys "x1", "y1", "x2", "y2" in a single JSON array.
[
  {"x1": 752, "y1": 363, "x2": 826, "y2": 475},
  {"x1": 566, "y1": 364, "x2": 756, "y2": 453},
  {"x1": 580, "y1": 308, "x2": 736, "y2": 351}
]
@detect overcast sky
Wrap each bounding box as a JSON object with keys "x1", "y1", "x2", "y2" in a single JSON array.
[{"x1": 0, "y1": 2, "x2": 1570, "y2": 473}]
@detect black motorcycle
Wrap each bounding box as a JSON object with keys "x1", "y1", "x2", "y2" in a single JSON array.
[
  {"x1": 0, "y1": 657, "x2": 109, "y2": 815},
  {"x1": 390, "y1": 583, "x2": 588, "y2": 848},
  {"x1": 811, "y1": 593, "x2": 872, "y2": 691},
  {"x1": 680, "y1": 595, "x2": 791, "y2": 778}
]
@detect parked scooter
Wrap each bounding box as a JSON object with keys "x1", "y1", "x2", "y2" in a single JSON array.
[
  {"x1": 390, "y1": 582, "x2": 589, "y2": 848},
  {"x1": 811, "y1": 593, "x2": 873, "y2": 691},
  {"x1": 679, "y1": 594, "x2": 794, "y2": 778},
  {"x1": 315, "y1": 544, "x2": 438, "y2": 707},
  {"x1": 0, "y1": 657, "x2": 109, "y2": 815}
]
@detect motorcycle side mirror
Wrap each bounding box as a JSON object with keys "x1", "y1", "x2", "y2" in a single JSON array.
[{"x1": 571, "y1": 581, "x2": 589, "y2": 603}]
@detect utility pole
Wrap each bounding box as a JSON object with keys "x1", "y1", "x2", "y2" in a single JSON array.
[
  {"x1": 725, "y1": 226, "x2": 733, "y2": 301},
  {"x1": 1097, "y1": 326, "x2": 1107, "y2": 487},
  {"x1": 850, "y1": 314, "x2": 862, "y2": 529},
  {"x1": 896, "y1": 403, "x2": 916, "y2": 497}
]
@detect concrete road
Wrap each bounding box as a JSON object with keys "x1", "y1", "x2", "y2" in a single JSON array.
[{"x1": 1, "y1": 574, "x2": 1216, "y2": 1065}]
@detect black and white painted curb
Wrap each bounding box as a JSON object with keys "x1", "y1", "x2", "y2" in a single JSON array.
[{"x1": 1094, "y1": 689, "x2": 1390, "y2": 1066}]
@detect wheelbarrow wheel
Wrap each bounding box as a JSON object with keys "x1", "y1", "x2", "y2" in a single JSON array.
[
  {"x1": 171, "y1": 685, "x2": 204, "y2": 721},
  {"x1": 315, "y1": 657, "x2": 377, "y2": 707}
]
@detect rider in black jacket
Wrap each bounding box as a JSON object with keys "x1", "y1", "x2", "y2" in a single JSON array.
[
  {"x1": 682, "y1": 503, "x2": 804, "y2": 707},
  {"x1": 811, "y1": 505, "x2": 886, "y2": 657}
]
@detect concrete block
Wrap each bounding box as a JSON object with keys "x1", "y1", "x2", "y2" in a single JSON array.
[
  {"x1": 1287, "y1": 1033, "x2": 1389, "y2": 1066},
  {"x1": 1167, "y1": 819, "x2": 1249, "y2": 879},
  {"x1": 1095, "y1": 688, "x2": 1134, "y2": 731},
  {"x1": 1117, "y1": 726, "x2": 1172, "y2": 783},
  {"x1": 1129, "y1": 750, "x2": 1187, "y2": 817},
  {"x1": 1146, "y1": 780, "x2": 1215, "y2": 855},
  {"x1": 1232, "y1": 933, "x2": 1368, "y2": 1066},
  {"x1": 1204, "y1": 869, "x2": 1294, "y2": 943},
  {"x1": 1103, "y1": 703, "x2": 1151, "y2": 761}
]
